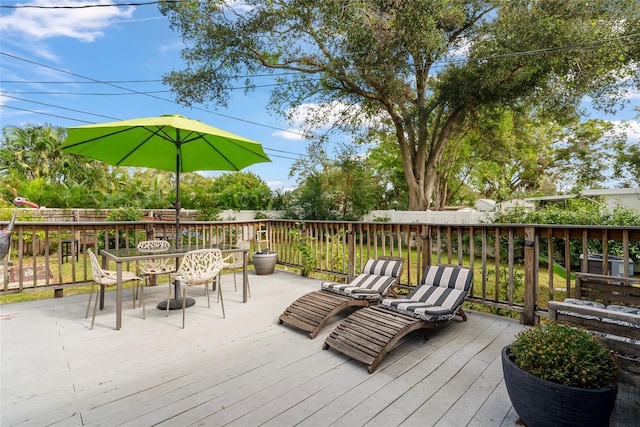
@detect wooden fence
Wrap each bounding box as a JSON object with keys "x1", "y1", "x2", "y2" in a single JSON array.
[{"x1": 2, "y1": 218, "x2": 638, "y2": 325}]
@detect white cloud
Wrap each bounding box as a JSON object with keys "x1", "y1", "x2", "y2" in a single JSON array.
[
  {"x1": 610, "y1": 119, "x2": 640, "y2": 143},
  {"x1": 288, "y1": 101, "x2": 357, "y2": 128},
  {"x1": 0, "y1": 0, "x2": 135, "y2": 42},
  {"x1": 271, "y1": 128, "x2": 306, "y2": 141},
  {"x1": 267, "y1": 180, "x2": 295, "y2": 192}
]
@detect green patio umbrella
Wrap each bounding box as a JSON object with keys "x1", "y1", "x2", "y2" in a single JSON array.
[{"x1": 61, "y1": 114, "x2": 272, "y2": 247}]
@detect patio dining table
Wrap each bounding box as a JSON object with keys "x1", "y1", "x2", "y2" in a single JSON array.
[{"x1": 100, "y1": 244, "x2": 250, "y2": 330}]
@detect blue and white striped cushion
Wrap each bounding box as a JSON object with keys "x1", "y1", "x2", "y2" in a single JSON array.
[
  {"x1": 320, "y1": 258, "x2": 403, "y2": 300},
  {"x1": 361, "y1": 259, "x2": 403, "y2": 278},
  {"x1": 323, "y1": 274, "x2": 399, "y2": 300},
  {"x1": 420, "y1": 265, "x2": 472, "y2": 290},
  {"x1": 379, "y1": 265, "x2": 473, "y2": 321},
  {"x1": 322, "y1": 274, "x2": 398, "y2": 300}
]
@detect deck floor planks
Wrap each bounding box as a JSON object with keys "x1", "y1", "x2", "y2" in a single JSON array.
[
  {"x1": 361, "y1": 315, "x2": 513, "y2": 426},
  {"x1": 431, "y1": 321, "x2": 525, "y2": 426},
  {"x1": 174, "y1": 349, "x2": 349, "y2": 426},
  {"x1": 326, "y1": 314, "x2": 501, "y2": 427},
  {"x1": 141, "y1": 336, "x2": 340, "y2": 425},
  {"x1": 82, "y1": 329, "x2": 318, "y2": 426},
  {"x1": 294, "y1": 336, "x2": 439, "y2": 427},
  {"x1": 2, "y1": 270, "x2": 638, "y2": 427}
]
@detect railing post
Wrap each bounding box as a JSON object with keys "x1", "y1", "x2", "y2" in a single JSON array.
[
  {"x1": 522, "y1": 226, "x2": 537, "y2": 325},
  {"x1": 348, "y1": 223, "x2": 355, "y2": 282}
]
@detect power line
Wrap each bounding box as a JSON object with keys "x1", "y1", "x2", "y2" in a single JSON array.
[
  {"x1": 0, "y1": 71, "x2": 302, "y2": 84},
  {"x1": 0, "y1": 78, "x2": 321, "y2": 94},
  {"x1": 1, "y1": 94, "x2": 122, "y2": 121},
  {"x1": 1, "y1": 51, "x2": 307, "y2": 140},
  {"x1": 0, "y1": 1, "x2": 185, "y2": 9},
  {"x1": 1, "y1": 79, "x2": 164, "y2": 84},
  {"x1": 2, "y1": 104, "x2": 94, "y2": 124},
  {"x1": 0, "y1": 103, "x2": 304, "y2": 160},
  {"x1": 1, "y1": 90, "x2": 171, "y2": 95}
]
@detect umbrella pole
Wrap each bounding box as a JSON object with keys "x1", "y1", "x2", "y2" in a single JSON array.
[
  {"x1": 158, "y1": 143, "x2": 195, "y2": 311},
  {"x1": 175, "y1": 149, "x2": 181, "y2": 250}
]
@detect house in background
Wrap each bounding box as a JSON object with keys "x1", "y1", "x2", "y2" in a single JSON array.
[{"x1": 525, "y1": 188, "x2": 640, "y2": 211}]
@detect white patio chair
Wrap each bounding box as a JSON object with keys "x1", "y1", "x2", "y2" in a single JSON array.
[
  {"x1": 85, "y1": 249, "x2": 144, "y2": 330},
  {"x1": 222, "y1": 240, "x2": 251, "y2": 295},
  {"x1": 167, "y1": 248, "x2": 225, "y2": 328},
  {"x1": 136, "y1": 240, "x2": 175, "y2": 304}
]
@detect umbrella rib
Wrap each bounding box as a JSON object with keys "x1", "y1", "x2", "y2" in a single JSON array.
[
  {"x1": 115, "y1": 129, "x2": 161, "y2": 166},
  {"x1": 198, "y1": 135, "x2": 271, "y2": 170},
  {"x1": 62, "y1": 127, "x2": 132, "y2": 148}
]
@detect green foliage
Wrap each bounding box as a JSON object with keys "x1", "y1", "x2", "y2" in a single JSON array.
[
  {"x1": 0, "y1": 124, "x2": 283, "y2": 211},
  {"x1": 160, "y1": 0, "x2": 640, "y2": 210},
  {"x1": 98, "y1": 207, "x2": 144, "y2": 249},
  {"x1": 254, "y1": 211, "x2": 269, "y2": 219},
  {"x1": 200, "y1": 171, "x2": 273, "y2": 210},
  {"x1": 285, "y1": 173, "x2": 338, "y2": 220},
  {"x1": 106, "y1": 207, "x2": 143, "y2": 222},
  {"x1": 196, "y1": 208, "x2": 222, "y2": 221},
  {"x1": 327, "y1": 229, "x2": 347, "y2": 275},
  {"x1": 287, "y1": 143, "x2": 382, "y2": 219},
  {"x1": 488, "y1": 266, "x2": 524, "y2": 303},
  {"x1": 510, "y1": 323, "x2": 617, "y2": 388},
  {"x1": 490, "y1": 199, "x2": 640, "y2": 267},
  {"x1": 288, "y1": 223, "x2": 315, "y2": 277}
]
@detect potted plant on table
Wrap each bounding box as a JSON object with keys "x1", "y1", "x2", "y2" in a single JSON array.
[{"x1": 502, "y1": 322, "x2": 618, "y2": 427}]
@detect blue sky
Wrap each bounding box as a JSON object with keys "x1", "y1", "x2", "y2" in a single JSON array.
[
  {"x1": 0, "y1": 1, "x2": 309, "y2": 190},
  {"x1": 1, "y1": 1, "x2": 639, "y2": 192}
]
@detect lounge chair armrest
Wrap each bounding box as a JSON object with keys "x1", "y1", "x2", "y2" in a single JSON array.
[{"x1": 387, "y1": 283, "x2": 414, "y2": 298}]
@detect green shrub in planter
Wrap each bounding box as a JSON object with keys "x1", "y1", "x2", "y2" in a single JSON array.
[
  {"x1": 503, "y1": 323, "x2": 620, "y2": 427},
  {"x1": 509, "y1": 322, "x2": 618, "y2": 388}
]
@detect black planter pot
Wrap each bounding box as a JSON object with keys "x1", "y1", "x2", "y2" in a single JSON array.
[{"x1": 501, "y1": 346, "x2": 617, "y2": 427}]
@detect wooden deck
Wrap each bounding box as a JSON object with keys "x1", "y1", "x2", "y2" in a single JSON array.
[{"x1": 1, "y1": 270, "x2": 638, "y2": 426}]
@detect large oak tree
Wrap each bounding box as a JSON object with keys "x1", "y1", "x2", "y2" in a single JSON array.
[{"x1": 160, "y1": 0, "x2": 639, "y2": 210}]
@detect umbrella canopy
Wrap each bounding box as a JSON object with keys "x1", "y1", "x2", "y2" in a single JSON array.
[{"x1": 61, "y1": 114, "x2": 271, "y2": 246}]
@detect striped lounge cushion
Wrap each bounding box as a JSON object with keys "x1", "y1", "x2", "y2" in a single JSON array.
[
  {"x1": 379, "y1": 265, "x2": 473, "y2": 321},
  {"x1": 321, "y1": 258, "x2": 403, "y2": 301},
  {"x1": 361, "y1": 258, "x2": 403, "y2": 278}
]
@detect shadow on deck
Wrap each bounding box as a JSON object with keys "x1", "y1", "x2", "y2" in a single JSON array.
[{"x1": 1, "y1": 270, "x2": 638, "y2": 426}]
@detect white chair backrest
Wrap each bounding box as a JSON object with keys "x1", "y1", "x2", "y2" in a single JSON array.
[
  {"x1": 228, "y1": 240, "x2": 250, "y2": 266},
  {"x1": 175, "y1": 249, "x2": 224, "y2": 284},
  {"x1": 87, "y1": 249, "x2": 108, "y2": 282},
  {"x1": 138, "y1": 240, "x2": 170, "y2": 252},
  {"x1": 137, "y1": 240, "x2": 174, "y2": 273}
]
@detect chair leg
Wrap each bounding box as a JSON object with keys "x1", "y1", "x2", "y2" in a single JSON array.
[
  {"x1": 219, "y1": 284, "x2": 225, "y2": 319},
  {"x1": 140, "y1": 280, "x2": 146, "y2": 320},
  {"x1": 90, "y1": 286, "x2": 100, "y2": 330},
  {"x1": 166, "y1": 281, "x2": 172, "y2": 317},
  {"x1": 131, "y1": 283, "x2": 136, "y2": 309},
  {"x1": 85, "y1": 283, "x2": 95, "y2": 319},
  {"x1": 182, "y1": 286, "x2": 186, "y2": 329},
  {"x1": 233, "y1": 269, "x2": 237, "y2": 292},
  {"x1": 206, "y1": 282, "x2": 211, "y2": 308}
]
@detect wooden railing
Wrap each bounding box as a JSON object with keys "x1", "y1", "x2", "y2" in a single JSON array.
[{"x1": 3, "y1": 219, "x2": 639, "y2": 326}]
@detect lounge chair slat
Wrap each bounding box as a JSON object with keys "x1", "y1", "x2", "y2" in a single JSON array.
[
  {"x1": 343, "y1": 312, "x2": 404, "y2": 339},
  {"x1": 330, "y1": 323, "x2": 385, "y2": 353},
  {"x1": 355, "y1": 306, "x2": 414, "y2": 330},
  {"x1": 333, "y1": 319, "x2": 391, "y2": 347}
]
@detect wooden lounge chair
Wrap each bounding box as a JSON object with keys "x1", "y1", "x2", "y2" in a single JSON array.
[
  {"x1": 323, "y1": 264, "x2": 473, "y2": 373},
  {"x1": 278, "y1": 256, "x2": 404, "y2": 338}
]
